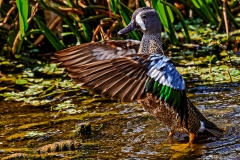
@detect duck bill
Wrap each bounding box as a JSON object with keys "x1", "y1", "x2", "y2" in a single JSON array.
[{"x1": 118, "y1": 21, "x2": 137, "y2": 35}]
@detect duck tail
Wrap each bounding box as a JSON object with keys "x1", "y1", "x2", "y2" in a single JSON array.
[
  {"x1": 187, "y1": 99, "x2": 225, "y2": 138},
  {"x1": 204, "y1": 122, "x2": 225, "y2": 138}
]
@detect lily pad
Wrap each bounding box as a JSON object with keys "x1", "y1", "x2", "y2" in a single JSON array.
[
  {"x1": 230, "y1": 69, "x2": 240, "y2": 76},
  {"x1": 16, "y1": 79, "x2": 28, "y2": 85}
]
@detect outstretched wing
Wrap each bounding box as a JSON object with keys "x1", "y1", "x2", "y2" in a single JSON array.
[
  {"x1": 68, "y1": 54, "x2": 151, "y2": 101},
  {"x1": 51, "y1": 40, "x2": 140, "y2": 68},
  {"x1": 54, "y1": 51, "x2": 188, "y2": 126},
  {"x1": 59, "y1": 53, "x2": 188, "y2": 126}
]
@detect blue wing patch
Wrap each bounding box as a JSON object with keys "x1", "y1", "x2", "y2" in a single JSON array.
[{"x1": 147, "y1": 54, "x2": 185, "y2": 90}]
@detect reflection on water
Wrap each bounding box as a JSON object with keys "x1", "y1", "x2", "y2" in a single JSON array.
[{"x1": 0, "y1": 84, "x2": 239, "y2": 159}]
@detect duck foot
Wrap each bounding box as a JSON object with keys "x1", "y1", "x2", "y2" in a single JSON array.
[
  {"x1": 170, "y1": 143, "x2": 192, "y2": 151},
  {"x1": 170, "y1": 132, "x2": 195, "y2": 150}
]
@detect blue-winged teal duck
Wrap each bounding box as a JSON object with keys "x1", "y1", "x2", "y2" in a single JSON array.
[{"x1": 52, "y1": 7, "x2": 224, "y2": 146}]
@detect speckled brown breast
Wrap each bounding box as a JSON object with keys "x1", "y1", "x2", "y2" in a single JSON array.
[{"x1": 138, "y1": 93, "x2": 201, "y2": 134}]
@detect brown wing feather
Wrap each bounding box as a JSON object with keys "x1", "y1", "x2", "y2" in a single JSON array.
[
  {"x1": 68, "y1": 60, "x2": 113, "y2": 73},
  {"x1": 91, "y1": 73, "x2": 120, "y2": 89},
  {"x1": 136, "y1": 68, "x2": 148, "y2": 79},
  {"x1": 60, "y1": 55, "x2": 94, "y2": 67},
  {"x1": 92, "y1": 75, "x2": 124, "y2": 93},
  {"x1": 52, "y1": 43, "x2": 89, "y2": 58},
  {"x1": 64, "y1": 55, "x2": 150, "y2": 101},
  {"x1": 69, "y1": 60, "x2": 134, "y2": 82},
  {"x1": 51, "y1": 39, "x2": 150, "y2": 101},
  {"x1": 51, "y1": 40, "x2": 139, "y2": 68},
  {"x1": 121, "y1": 79, "x2": 143, "y2": 100},
  {"x1": 130, "y1": 78, "x2": 147, "y2": 100},
  {"x1": 53, "y1": 52, "x2": 90, "y2": 62},
  {"x1": 111, "y1": 78, "x2": 139, "y2": 100},
  {"x1": 83, "y1": 69, "x2": 120, "y2": 88},
  {"x1": 101, "y1": 76, "x2": 130, "y2": 97},
  {"x1": 69, "y1": 63, "x2": 114, "y2": 79}
]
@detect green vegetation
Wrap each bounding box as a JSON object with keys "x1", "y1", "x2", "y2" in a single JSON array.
[
  {"x1": 0, "y1": 0, "x2": 240, "y2": 103},
  {"x1": 0, "y1": 0, "x2": 239, "y2": 54}
]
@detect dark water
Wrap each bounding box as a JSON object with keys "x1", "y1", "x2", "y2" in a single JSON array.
[{"x1": 0, "y1": 85, "x2": 240, "y2": 159}]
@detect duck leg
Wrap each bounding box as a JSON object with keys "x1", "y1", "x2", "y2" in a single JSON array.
[
  {"x1": 170, "y1": 132, "x2": 195, "y2": 150},
  {"x1": 168, "y1": 131, "x2": 174, "y2": 137},
  {"x1": 188, "y1": 132, "x2": 195, "y2": 146}
]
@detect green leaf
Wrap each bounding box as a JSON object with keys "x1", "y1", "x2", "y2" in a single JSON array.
[
  {"x1": 33, "y1": 16, "x2": 65, "y2": 51},
  {"x1": 220, "y1": 50, "x2": 228, "y2": 56},
  {"x1": 191, "y1": 0, "x2": 203, "y2": 9},
  {"x1": 206, "y1": 0, "x2": 212, "y2": 4},
  {"x1": 65, "y1": 0, "x2": 73, "y2": 7},
  {"x1": 215, "y1": 77, "x2": 223, "y2": 81},
  {"x1": 16, "y1": 79, "x2": 28, "y2": 85},
  {"x1": 211, "y1": 55, "x2": 218, "y2": 62},
  {"x1": 166, "y1": 6, "x2": 174, "y2": 23},
  {"x1": 37, "y1": 0, "x2": 82, "y2": 44},
  {"x1": 218, "y1": 74, "x2": 224, "y2": 78},
  {"x1": 140, "y1": 0, "x2": 146, "y2": 7},
  {"x1": 230, "y1": 69, "x2": 240, "y2": 76},
  {"x1": 61, "y1": 32, "x2": 74, "y2": 36},
  {"x1": 16, "y1": 0, "x2": 29, "y2": 39},
  {"x1": 202, "y1": 75, "x2": 210, "y2": 80},
  {"x1": 219, "y1": 65, "x2": 229, "y2": 69},
  {"x1": 7, "y1": 30, "x2": 16, "y2": 47},
  {"x1": 109, "y1": 0, "x2": 116, "y2": 15},
  {"x1": 160, "y1": 0, "x2": 190, "y2": 44},
  {"x1": 207, "y1": 55, "x2": 217, "y2": 62},
  {"x1": 81, "y1": 23, "x2": 91, "y2": 42},
  {"x1": 152, "y1": 0, "x2": 169, "y2": 31},
  {"x1": 153, "y1": 1, "x2": 174, "y2": 31}
]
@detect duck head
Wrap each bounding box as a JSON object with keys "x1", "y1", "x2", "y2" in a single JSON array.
[{"x1": 118, "y1": 7, "x2": 162, "y2": 35}]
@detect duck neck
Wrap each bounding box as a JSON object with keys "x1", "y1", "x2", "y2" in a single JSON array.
[{"x1": 138, "y1": 34, "x2": 163, "y2": 55}]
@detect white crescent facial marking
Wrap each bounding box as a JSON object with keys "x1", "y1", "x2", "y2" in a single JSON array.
[{"x1": 136, "y1": 12, "x2": 146, "y2": 30}]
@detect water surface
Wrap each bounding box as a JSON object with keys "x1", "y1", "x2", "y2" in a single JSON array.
[{"x1": 0, "y1": 84, "x2": 240, "y2": 159}]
